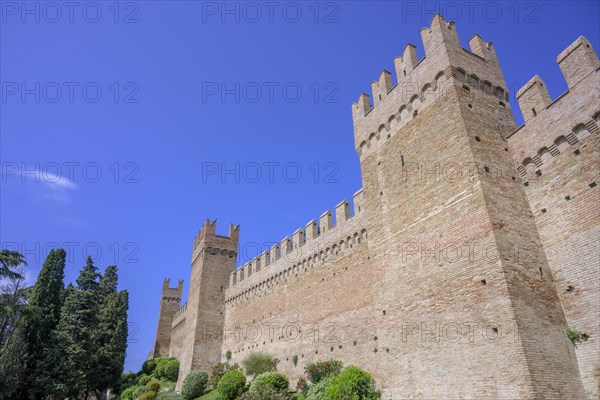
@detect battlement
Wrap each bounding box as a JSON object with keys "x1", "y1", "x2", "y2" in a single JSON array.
[
  {"x1": 509, "y1": 36, "x2": 600, "y2": 182},
  {"x1": 192, "y1": 219, "x2": 240, "y2": 265},
  {"x1": 352, "y1": 14, "x2": 509, "y2": 156},
  {"x1": 172, "y1": 301, "x2": 188, "y2": 327},
  {"x1": 225, "y1": 189, "x2": 367, "y2": 303},
  {"x1": 515, "y1": 36, "x2": 599, "y2": 124},
  {"x1": 161, "y1": 278, "x2": 183, "y2": 301}
]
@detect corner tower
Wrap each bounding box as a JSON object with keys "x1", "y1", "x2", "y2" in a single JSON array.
[
  {"x1": 177, "y1": 219, "x2": 239, "y2": 388},
  {"x1": 151, "y1": 279, "x2": 183, "y2": 358},
  {"x1": 354, "y1": 14, "x2": 584, "y2": 398}
]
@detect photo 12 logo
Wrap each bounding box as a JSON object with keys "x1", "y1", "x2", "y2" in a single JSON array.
[
  {"x1": 200, "y1": 1, "x2": 340, "y2": 24},
  {"x1": 1, "y1": 241, "x2": 140, "y2": 265},
  {"x1": 400, "y1": 1, "x2": 540, "y2": 24},
  {"x1": 1, "y1": 1, "x2": 140, "y2": 24},
  {"x1": 1, "y1": 82, "x2": 140, "y2": 104},
  {"x1": 1, "y1": 162, "x2": 140, "y2": 184},
  {"x1": 201, "y1": 81, "x2": 339, "y2": 104},
  {"x1": 201, "y1": 161, "x2": 339, "y2": 184}
]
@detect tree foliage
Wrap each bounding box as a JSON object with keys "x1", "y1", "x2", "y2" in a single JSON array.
[{"x1": 0, "y1": 250, "x2": 129, "y2": 400}]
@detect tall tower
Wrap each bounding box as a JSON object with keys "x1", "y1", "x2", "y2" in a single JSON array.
[
  {"x1": 177, "y1": 219, "x2": 239, "y2": 388},
  {"x1": 353, "y1": 14, "x2": 584, "y2": 398},
  {"x1": 151, "y1": 279, "x2": 183, "y2": 358}
]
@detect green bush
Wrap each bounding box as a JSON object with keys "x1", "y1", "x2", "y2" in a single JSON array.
[
  {"x1": 242, "y1": 352, "x2": 279, "y2": 375},
  {"x1": 138, "y1": 375, "x2": 151, "y2": 386},
  {"x1": 306, "y1": 376, "x2": 334, "y2": 400},
  {"x1": 137, "y1": 389, "x2": 158, "y2": 400},
  {"x1": 142, "y1": 359, "x2": 158, "y2": 376},
  {"x1": 323, "y1": 366, "x2": 381, "y2": 400},
  {"x1": 120, "y1": 386, "x2": 138, "y2": 400},
  {"x1": 146, "y1": 378, "x2": 161, "y2": 393},
  {"x1": 116, "y1": 372, "x2": 139, "y2": 396},
  {"x1": 181, "y1": 370, "x2": 209, "y2": 400},
  {"x1": 217, "y1": 370, "x2": 246, "y2": 400},
  {"x1": 249, "y1": 372, "x2": 289, "y2": 395},
  {"x1": 163, "y1": 359, "x2": 180, "y2": 382},
  {"x1": 296, "y1": 377, "x2": 309, "y2": 395},
  {"x1": 305, "y1": 360, "x2": 343, "y2": 384},
  {"x1": 132, "y1": 386, "x2": 148, "y2": 399},
  {"x1": 153, "y1": 357, "x2": 175, "y2": 379},
  {"x1": 239, "y1": 386, "x2": 295, "y2": 400},
  {"x1": 209, "y1": 362, "x2": 242, "y2": 388},
  {"x1": 155, "y1": 363, "x2": 167, "y2": 379}
]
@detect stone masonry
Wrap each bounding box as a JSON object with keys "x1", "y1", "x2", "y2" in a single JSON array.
[{"x1": 151, "y1": 15, "x2": 599, "y2": 399}]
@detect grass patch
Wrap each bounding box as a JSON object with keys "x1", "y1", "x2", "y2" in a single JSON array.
[
  {"x1": 156, "y1": 391, "x2": 183, "y2": 400},
  {"x1": 196, "y1": 389, "x2": 221, "y2": 400}
]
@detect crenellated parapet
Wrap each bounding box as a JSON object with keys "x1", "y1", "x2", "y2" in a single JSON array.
[
  {"x1": 161, "y1": 278, "x2": 184, "y2": 302},
  {"x1": 510, "y1": 36, "x2": 600, "y2": 182},
  {"x1": 192, "y1": 219, "x2": 239, "y2": 265},
  {"x1": 172, "y1": 301, "x2": 188, "y2": 328},
  {"x1": 352, "y1": 14, "x2": 509, "y2": 158},
  {"x1": 225, "y1": 189, "x2": 367, "y2": 305}
]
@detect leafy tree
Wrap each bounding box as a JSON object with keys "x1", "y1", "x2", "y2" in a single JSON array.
[
  {"x1": 0, "y1": 250, "x2": 26, "y2": 281},
  {"x1": 0, "y1": 264, "x2": 28, "y2": 349},
  {"x1": 1, "y1": 249, "x2": 66, "y2": 399}
]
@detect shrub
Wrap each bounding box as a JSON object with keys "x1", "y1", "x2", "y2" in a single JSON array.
[
  {"x1": 155, "y1": 363, "x2": 167, "y2": 379},
  {"x1": 242, "y1": 352, "x2": 279, "y2": 376},
  {"x1": 217, "y1": 370, "x2": 246, "y2": 400},
  {"x1": 137, "y1": 390, "x2": 158, "y2": 400},
  {"x1": 209, "y1": 362, "x2": 242, "y2": 388},
  {"x1": 296, "y1": 377, "x2": 309, "y2": 395},
  {"x1": 116, "y1": 372, "x2": 139, "y2": 396},
  {"x1": 249, "y1": 372, "x2": 289, "y2": 395},
  {"x1": 120, "y1": 386, "x2": 137, "y2": 400},
  {"x1": 141, "y1": 359, "x2": 157, "y2": 376},
  {"x1": 146, "y1": 378, "x2": 161, "y2": 393},
  {"x1": 132, "y1": 386, "x2": 147, "y2": 399},
  {"x1": 566, "y1": 327, "x2": 590, "y2": 344},
  {"x1": 323, "y1": 366, "x2": 381, "y2": 400},
  {"x1": 163, "y1": 359, "x2": 180, "y2": 382},
  {"x1": 225, "y1": 350, "x2": 232, "y2": 361},
  {"x1": 292, "y1": 355, "x2": 299, "y2": 366},
  {"x1": 239, "y1": 386, "x2": 295, "y2": 400},
  {"x1": 306, "y1": 376, "x2": 334, "y2": 400},
  {"x1": 181, "y1": 370, "x2": 209, "y2": 400},
  {"x1": 305, "y1": 360, "x2": 343, "y2": 384},
  {"x1": 138, "y1": 375, "x2": 151, "y2": 386}
]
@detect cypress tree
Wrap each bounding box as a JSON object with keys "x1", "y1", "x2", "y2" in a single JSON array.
[
  {"x1": 0, "y1": 249, "x2": 66, "y2": 399},
  {"x1": 94, "y1": 266, "x2": 129, "y2": 396}
]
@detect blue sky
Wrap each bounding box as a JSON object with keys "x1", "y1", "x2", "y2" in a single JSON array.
[{"x1": 1, "y1": 1, "x2": 598, "y2": 372}]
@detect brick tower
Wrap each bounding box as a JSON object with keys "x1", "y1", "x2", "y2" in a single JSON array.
[
  {"x1": 353, "y1": 14, "x2": 585, "y2": 398},
  {"x1": 151, "y1": 279, "x2": 183, "y2": 358},
  {"x1": 176, "y1": 219, "x2": 239, "y2": 388}
]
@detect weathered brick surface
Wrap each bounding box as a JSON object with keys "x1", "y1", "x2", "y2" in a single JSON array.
[
  {"x1": 508, "y1": 36, "x2": 600, "y2": 400},
  {"x1": 150, "y1": 15, "x2": 598, "y2": 399}
]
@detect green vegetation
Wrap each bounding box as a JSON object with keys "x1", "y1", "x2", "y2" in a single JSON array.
[
  {"x1": 241, "y1": 352, "x2": 279, "y2": 376},
  {"x1": 305, "y1": 360, "x2": 344, "y2": 384},
  {"x1": 217, "y1": 370, "x2": 246, "y2": 400},
  {"x1": 182, "y1": 370, "x2": 209, "y2": 400},
  {"x1": 323, "y1": 366, "x2": 381, "y2": 400},
  {"x1": 566, "y1": 327, "x2": 590, "y2": 344},
  {"x1": 249, "y1": 371, "x2": 289, "y2": 395},
  {"x1": 209, "y1": 362, "x2": 241, "y2": 388},
  {"x1": 0, "y1": 250, "x2": 129, "y2": 400}
]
